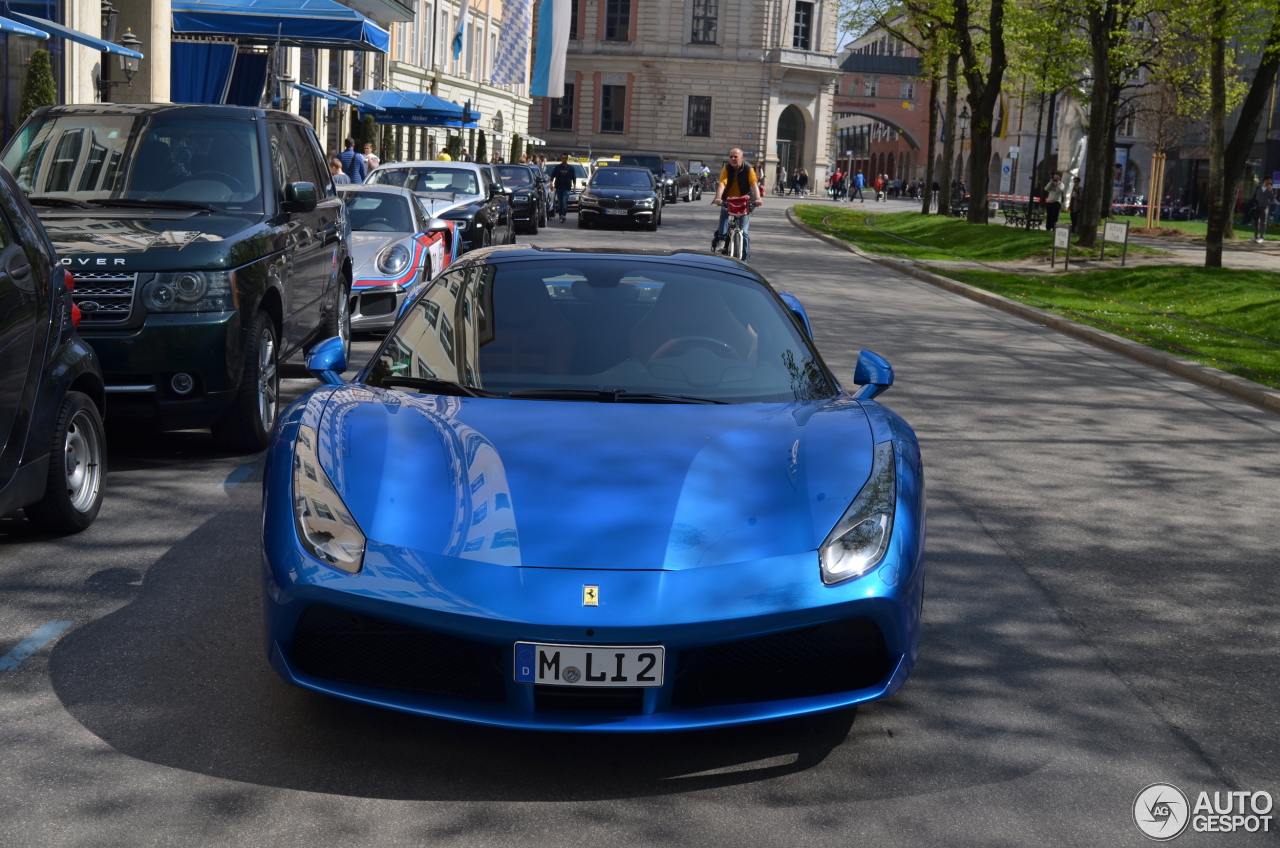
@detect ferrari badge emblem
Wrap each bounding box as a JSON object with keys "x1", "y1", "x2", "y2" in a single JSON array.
[{"x1": 583, "y1": 585, "x2": 599, "y2": 606}]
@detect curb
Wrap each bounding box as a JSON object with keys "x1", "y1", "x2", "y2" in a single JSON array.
[{"x1": 785, "y1": 207, "x2": 1280, "y2": 417}]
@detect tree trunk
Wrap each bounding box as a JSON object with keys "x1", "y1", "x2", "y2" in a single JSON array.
[
  {"x1": 1075, "y1": 6, "x2": 1117, "y2": 249},
  {"x1": 956, "y1": 0, "x2": 1007, "y2": 224},
  {"x1": 940, "y1": 54, "x2": 959, "y2": 217},
  {"x1": 1211, "y1": 13, "x2": 1280, "y2": 260},
  {"x1": 923, "y1": 68, "x2": 940, "y2": 215},
  {"x1": 1204, "y1": 4, "x2": 1228, "y2": 267}
]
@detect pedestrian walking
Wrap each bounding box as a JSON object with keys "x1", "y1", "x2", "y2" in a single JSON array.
[
  {"x1": 329, "y1": 158, "x2": 351, "y2": 185},
  {"x1": 337, "y1": 137, "x2": 367, "y2": 183},
  {"x1": 1252, "y1": 177, "x2": 1275, "y2": 243},
  {"x1": 549, "y1": 152, "x2": 576, "y2": 223},
  {"x1": 1043, "y1": 172, "x2": 1066, "y2": 231},
  {"x1": 1069, "y1": 180, "x2": 1082, "y2": 233},
  {"x1": 874, "y1": 175, "x2": 884, "y2": 202},
  {"x1": 362, "y1": 143, "x2": 380, "y2": 172},
  {"x1": 852, "y1": 170, "x2": 865, "y2": 203}
]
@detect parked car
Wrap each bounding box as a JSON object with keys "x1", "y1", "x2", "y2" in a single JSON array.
[
  {"x1": 477, "y1": 163, "x2": 515, "y2": 238},
  {"x1": 540, "y1": 161, "x2": 590, "y2": 210},
  {"x1": 659, "y1": 161, "x2": 697, "y2": 203},
  {"x1": 0, "y1": 163, "x2": 105, "y2": 532},
  {"x1": 618, "y1": 153, "x2": 664, "y2": 186},
  {"x1": 577, "y1": 167, "x2": 664, "y2": 230},
  {"x1": 338, "y1": 185, "x2": 456, "y2": 333},
  {"x1": 496, "y1": 164, "x2": 545, "y2": 234},
  {"x1": 261, "y1": 246, "x2": 924, "y2": 730},
  {"x1": 2, "y1": 104, "x2": 351, "y2": 452},
  {"x1": 368, "y1": 161, "x2": 512, "y2": 252}
]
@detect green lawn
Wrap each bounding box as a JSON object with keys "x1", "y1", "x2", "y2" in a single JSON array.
[
  {"x1": 795, "y1": 206, "x2": 1157, "y2": 261},
  {"x1": 1107, "y1": 215, "x2": 1280, "y2": 240},
  {"x1": 945, "y1": 267, "x2": 1280, "y2": 389}
]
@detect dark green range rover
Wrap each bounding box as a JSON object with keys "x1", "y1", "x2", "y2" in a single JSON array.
[{"x1": 1, "y1": 104, "x2": 351, "y2": 451}]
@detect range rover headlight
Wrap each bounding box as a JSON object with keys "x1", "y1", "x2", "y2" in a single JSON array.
[
  {"x1": 377, "y1": 243, "x2": 412, "y2": 275},
  {"x1": 819, "y1": 441, "x2": 896, "y2": 585},
  {"x1": 141, "y1": 271, "x2": 234, "y2": 313},
  {"x1": 292, "y1": 424, "x2": 365, "y2": 573}
]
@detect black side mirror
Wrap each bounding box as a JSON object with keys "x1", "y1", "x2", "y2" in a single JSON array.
[
  {"x1": 281, "y1": 181, "x2": 317, "y2": 213},
  {"x1": 489, "y1": 183, "x2": 503, "y2": 199},
  {"x1": 0, "y1": 243, "x2": 33, "y2": 292}
]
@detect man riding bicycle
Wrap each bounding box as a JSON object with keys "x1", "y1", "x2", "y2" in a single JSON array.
[{"x1": 712, "y1": 147, "x2": 764, "y2": 260}]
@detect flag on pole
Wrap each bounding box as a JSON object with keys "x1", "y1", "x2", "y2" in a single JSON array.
[
  {"x1": 529, "y1": 0, "x2": 570, "y2": 98},
  {"x1": 491, "y1": 0, "x2": 532, "y2": 87},
  {"x1": 452, "y1": 0, "x2": 471, "y2": 62}
]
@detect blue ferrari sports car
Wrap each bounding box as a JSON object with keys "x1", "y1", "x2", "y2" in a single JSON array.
[{"x1": 261, "y1": 246, "x2": 925, "y2": 731}]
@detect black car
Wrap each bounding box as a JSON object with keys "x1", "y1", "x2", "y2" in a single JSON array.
[
  {"x1": 496, "y1": 164, "x2": 545, "y2": 234},
  {"x1": 577, "y1": 167, "x2": 663, "y2": 230},
  {"x1": 618, "y1": 154, "x2": 664, "y2": 186},
  {"x1": 2, "y1": 104, "x2": 352, "y2": 452},
  {"x1": 660, "y1": 161, "x2": 698, "y2": 203},
  {"x1": 369, "y1": 161, "x2": 512, "y2": 251},
  {"x1": 0, "y1": 164, "x2": 106, "y2": 532}
]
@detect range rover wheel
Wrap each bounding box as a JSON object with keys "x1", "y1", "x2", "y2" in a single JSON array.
[
  {"x1": 539, "y1": 203, "x2": 548, "y2": 227},
  {"x1": 212, "y1": 311, "x2": 278, "y2": 453},
  {"x1": 323, "y1": 278, "x2": 351, "y2": 360},
  {"x1": 24, "y1": 391, "x2": 105, "y2": 533}
]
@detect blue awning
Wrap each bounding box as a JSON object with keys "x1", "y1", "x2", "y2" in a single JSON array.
[
  {"x1": 0, "y1": 16, "x2": 51, "y2": 39},
  {"x1": 355, "y1": 89, "x2": 480, "y2": 126},
  {"x1": 171, "y1": 0, "x2": 389, "y2": 52},
  {"x1": 8, "y1": 12, "x2": 143, "y2": 57},
  {"x1": 294, "y1": 81, "x2": 384, "y2": 111}
]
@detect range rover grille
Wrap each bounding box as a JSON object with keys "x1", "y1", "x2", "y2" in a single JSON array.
[{"x1": 70, "y1": 272, "x2": 137, "y2": 325}]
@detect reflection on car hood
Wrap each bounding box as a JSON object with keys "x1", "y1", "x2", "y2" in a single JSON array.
[
  {"x1": 415, "y1": 191, "x2": 483, "y2": 218},
  {"x1": 349, "y1": 230, "x2": 415, "y2": 275},
  {"x1": 316, "y1": 389, "x2": 875, "y2": 570},
  {"x1": 35, "y1": 212, "x2": 263, "y2": 271},
  {"x1": 585, "y1": 187, "x2": 655, "y2": 199}
]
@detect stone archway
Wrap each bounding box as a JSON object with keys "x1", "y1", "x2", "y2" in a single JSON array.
[{"x1": 777, "y1": 105, "x2": 806, "y2": 175}]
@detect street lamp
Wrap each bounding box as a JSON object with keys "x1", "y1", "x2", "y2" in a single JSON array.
[
  {"x1": 96, "y1": 26, "x2": 142, "y2": 101},
  {"x1": 100, "y1": 0, "x2": 118, "y2": 42},
  {"x1": 277, "y1": 73, "x2": 296, "y2": 112},
  {"x1": 116, "y1": 28, "x2": 141, "y2": 80},
  {"x1": 957, "y1": 105, "x2": 971, "y2": 209}
]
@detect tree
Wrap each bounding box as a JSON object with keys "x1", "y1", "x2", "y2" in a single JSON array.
[
  {"x1": 358, "y1": 114, "x2": 377, "y2": 151},
  {"x1": 477, "y1": 129, "x2": 488, "y2": 163},
  {"x1": 952, "y1": 0, "x2": 1010, "y2": 224},
  {"x1": 512, "y1": 133, "x2": 523, "y2": 161},
  {"x1": 380, "y1": 124, "x2": 394, "y2": 164},
  {"x1": 19, "y1": 49, "x2": 56, "y2": 126}
]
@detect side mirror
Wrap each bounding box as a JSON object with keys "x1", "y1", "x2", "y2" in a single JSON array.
[
  {"x1": 426, "y1": 217, "x2": 451, "y2": 234},
  {"x1": 776, "y1": 291, "x2": 813, "y2": 339},
  {"x1": 489, "y1": 183, "x2": 503, "y2": 198},
  {"x1": 853, "y1": 350, "x2": 894, "y2": 399},
  {"x1": 281, "y1": 181, "x2": 317, "y2": 213},
  {"x1": 306, "y1": 336, "x2": 348, "y2": 385}
]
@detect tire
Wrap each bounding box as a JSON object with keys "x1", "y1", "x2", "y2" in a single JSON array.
[
  {"x1": 539, "y1": 203, "x2": 548, "y2": 228},
  {"x1": 24, "y1": 392, "x2": 105, "y2": 533},
  {"x1": 645, "y1": 215, "x2": 658, "y2": 232},
  {"x1": 729, "y1": 229, "x2": 744, "y2": 260},
  {"x1": 526, "y1": 215, "x2": 539, "y2": 235},
  {"x1": 212, "y1": 311, "x2": 279, "y2": 453},
  {"x1": 323, "y1": 278, "x2": 351, "y2": 360},
  {"x1": 684, "y1": 185, "x2": 693, "y2": 202},
  {"x1": 578, "y1": 215, "x2": 591, "y2": 229}
]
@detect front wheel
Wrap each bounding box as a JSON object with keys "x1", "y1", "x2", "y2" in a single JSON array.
[
  {"x1": 729, "y1": 228, "x2": 745, "y2": 260},
  {"x1": 24, "y1": 391, "x2": 105, "y2": 533},
  {"x1": 212, "y1": 311, "x2": 279, "y2": 452},
  {"x1": 323, "y1": 278, "x2": 351, "y2": 361}
]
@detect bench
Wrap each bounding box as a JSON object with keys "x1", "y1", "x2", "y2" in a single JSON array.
[{"x1": 1000, "y1": 200, "x2": 1044, "y2": 230}]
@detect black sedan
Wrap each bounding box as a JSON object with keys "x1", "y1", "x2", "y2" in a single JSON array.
[
  {"x1": 497, "y1": 164, "x2": 546, "y2": 234},
  {"x1": 577, "y1": 167, "x2": 664, "y2": 230},
  {"x1": 0, "y1": 164, "x2": 106, "y2": 533},
  {"x1": 660, "y1": 160, "x2": 698, "y2": 203}
]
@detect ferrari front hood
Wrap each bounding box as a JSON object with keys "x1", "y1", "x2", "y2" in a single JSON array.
[{"x1": 315, "y1": 389, "x2": 875, "y2": 570}]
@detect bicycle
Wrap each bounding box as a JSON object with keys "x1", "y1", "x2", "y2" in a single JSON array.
[{"x1": 718, "y1": 196, "x2": 752, "y2": 260}]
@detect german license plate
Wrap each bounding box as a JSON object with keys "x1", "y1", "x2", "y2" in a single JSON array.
[
  {"x1": 514, "y1": 642, "x2": 664, "y2": 687},
  {"x1": 605, "y1": 208, "x2": 628, "y2": 215}
]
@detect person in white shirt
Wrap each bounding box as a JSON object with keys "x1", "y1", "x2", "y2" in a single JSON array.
[{"x1": 362, "y1": 143, "x2": 380, "y2": 172}]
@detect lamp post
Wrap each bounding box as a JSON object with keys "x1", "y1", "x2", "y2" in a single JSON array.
[
  {"x1": 277, "y1": 73, "x2": 296, "y2": 112},
  {"x1": 95, "y1": 25, "x2": 141, "y2": 102},
  {"x1": 100, "y1": 0, "x2": 118, "y2": 42},
  {"x1": 957, "y1": 105, "x2": 970, "y2": 212}
]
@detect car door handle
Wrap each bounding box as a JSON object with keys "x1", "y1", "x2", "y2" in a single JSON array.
[{"x1": 1, "y1": 244, "x2": 33, "y2": 292}]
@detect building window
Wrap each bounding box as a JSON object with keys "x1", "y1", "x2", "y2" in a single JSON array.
[
  {"x1": 570, "y1": 0, "x2": 579, "y2": 39},
  {"x1": 549, "y1": 84, "x2": 575, "y2": 131},
  {"x1": 692, "y1": 0, "x2": 718, "y2": 43},
  {"x1": 864, "y1": 78, "x2": 877, "y2": 97},
  {"x1": 792, "y1": 1, "x2": 813, "y2": 50},
  {"x1": 600, "y1": 84, "x2": 626, "y2": 133},
  {"x1": 686, "y1": 96, "x2": 711, "y2": 136},
  {"x1": 605, "y1": 0, "x2": 631, "y2": 41},
  {"x1": 901, "y1": 82, "x2": 915, "y2": 100}
]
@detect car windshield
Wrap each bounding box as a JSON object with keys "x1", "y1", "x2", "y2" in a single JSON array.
[
  {"x1": 343, "y1": 192, "x2": 414, "y2": 232},
  {"x1": 591, "y1": 169, "x2": 651, "y2": 188},
  {"x1": 497, "y1": 166, "x2": 533, "y2": 187},
  {"x1": 619, "y1": 155, "x2": 662, "y2": 176},
  {"x1": 1, "y1": 114, "x2": 264, "y2": 211},
  {"x1": 366, "y1": 258, "x2": 835, "y2": 404},
  {"x1": 370, "y1": 166, "x2": 480, "y2": 195},
  {"x1": 543, "y1": 163, "x2": 588, "y2": 179},
  {"x1": 662, "y1": 163, "x2": 679, "y2": 175}
]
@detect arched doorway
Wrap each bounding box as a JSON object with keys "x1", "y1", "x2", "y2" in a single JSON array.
[{"x1": 777, "y1": 105, "x2": 805, "y2": 175}]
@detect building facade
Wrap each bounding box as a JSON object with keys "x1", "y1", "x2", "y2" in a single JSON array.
[
  {"x1": 833, "y1": 36, "x2": 929, "y2": 184},
  {"x1": 528, "y1": 0, "x2": 840, "y2": 184}
]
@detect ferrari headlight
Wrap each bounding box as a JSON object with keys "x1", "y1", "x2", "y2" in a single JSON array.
[
  {"x1": 377, "y1": 243, "x2": 412, "y2": 275},
  {"x1": 819, "y1": 441, "x2": 896, "y2": 585},
  {"x1": 141, "y1": 271, "x2": 234, "y2": 313},
  {"x1": 292, "y1": 424, "x2": 365, "y2": 573}
]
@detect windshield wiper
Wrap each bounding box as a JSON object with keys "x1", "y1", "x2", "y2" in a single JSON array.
[
  {"x1": 507, "y1": 389, "x2": 726, "y2": 404},
  {"x1": 28, "y1": 196, "x2": 94, "y2": 208},
  {"x1": 376, "y1": 377, "x2": 496, "y2": 398},
  {"x1": 87, "y1": 198, "x2": 217, "y2": 214}
]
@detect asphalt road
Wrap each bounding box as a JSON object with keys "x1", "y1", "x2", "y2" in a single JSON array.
[{"x1": 1, "y1": 194, "x2": 1277, "y2": 847}]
